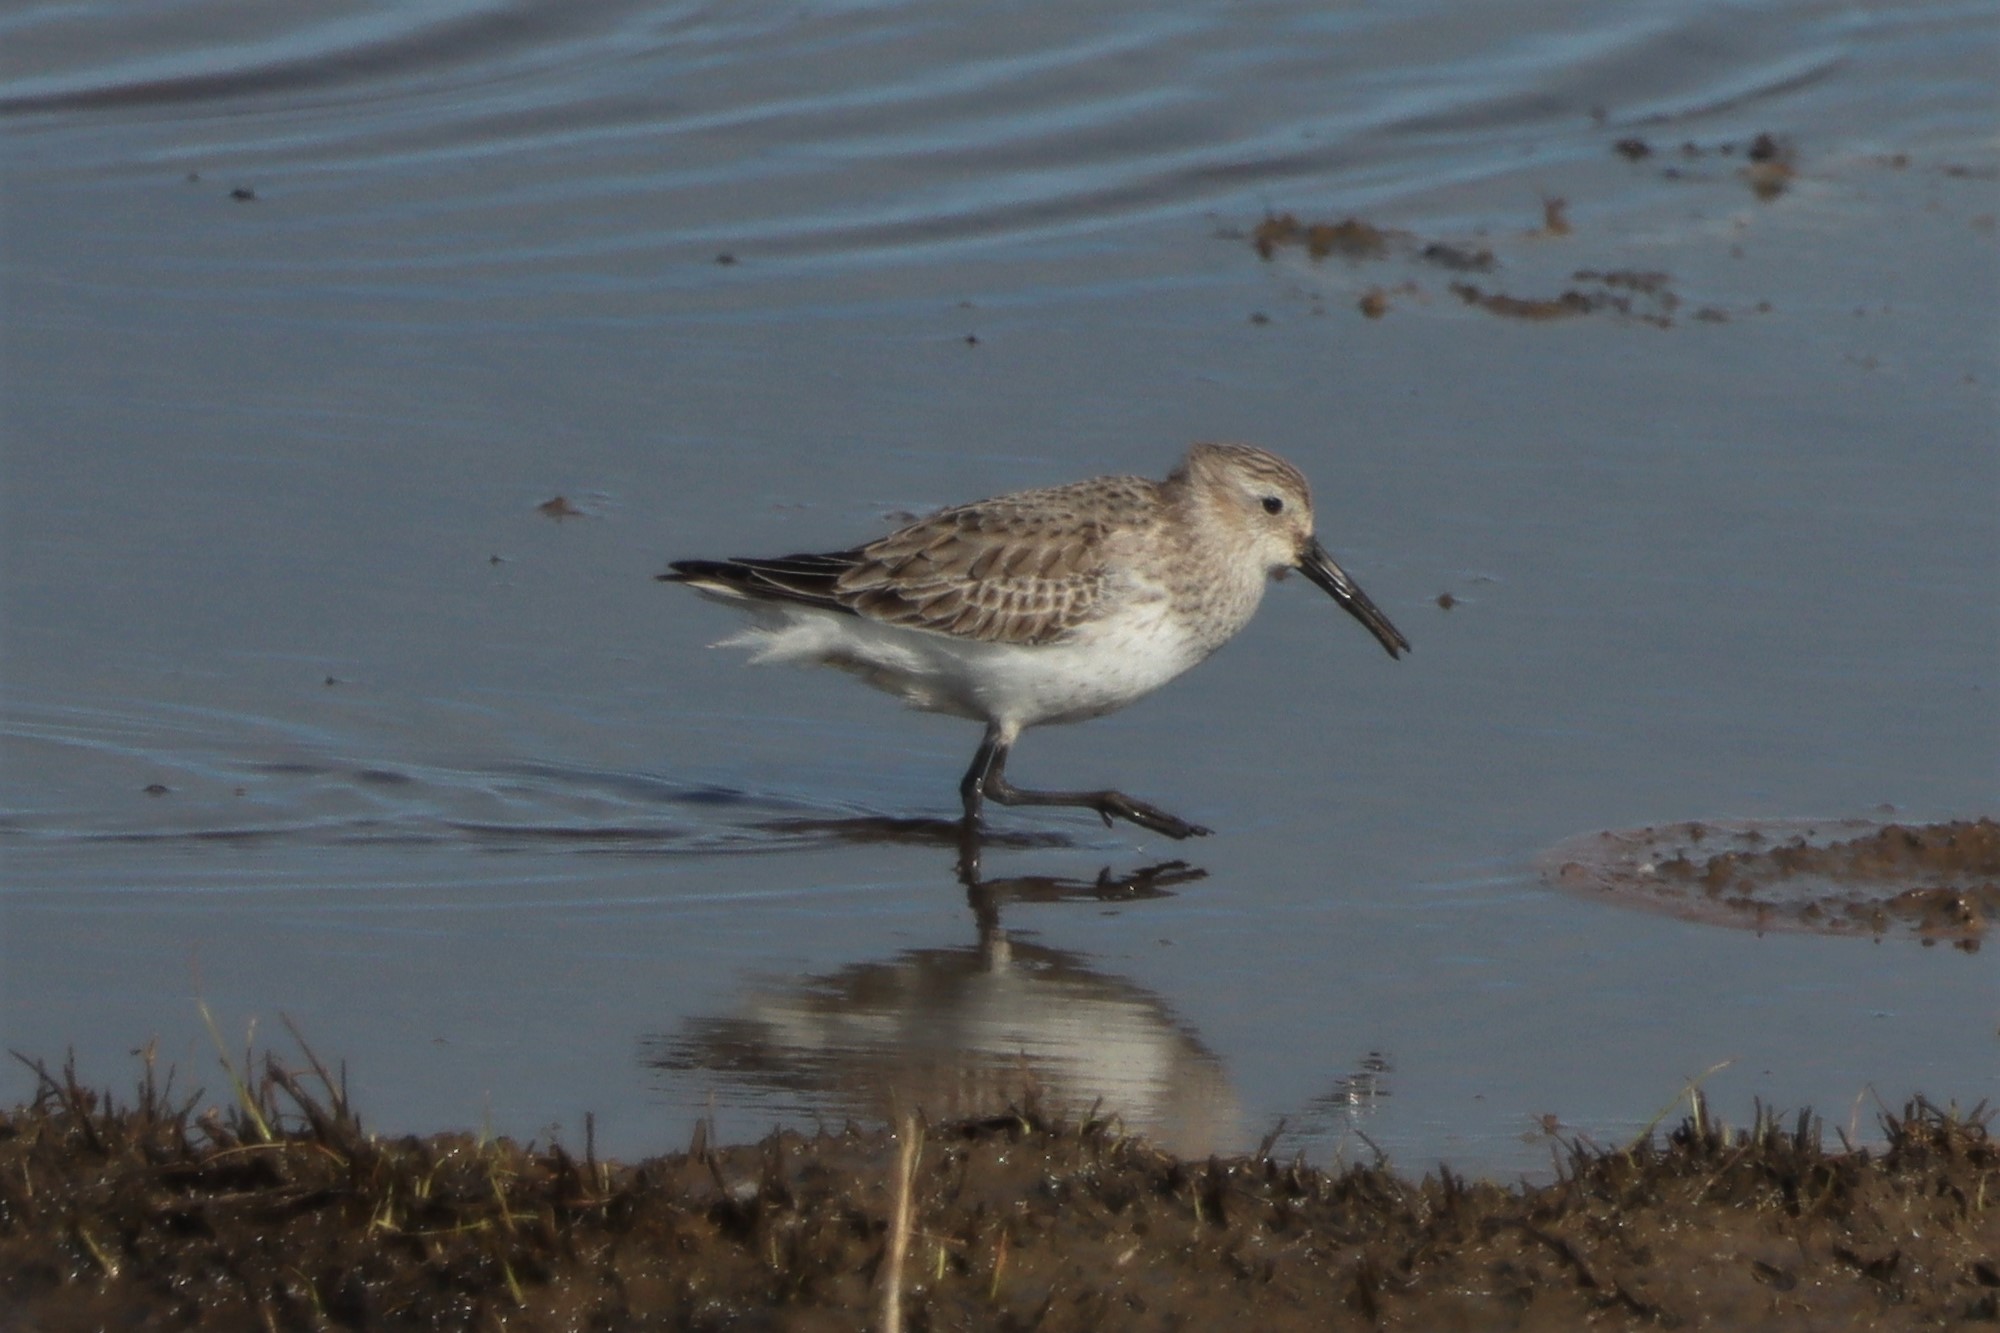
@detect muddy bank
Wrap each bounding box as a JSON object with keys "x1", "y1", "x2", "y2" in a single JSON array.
[
  {"x1": 2, "y1": 1052, "x2": 1995, "y2": 1330},
  {"x1": 1545, "y1": 817, "x2": 2000, "y2": 946}
]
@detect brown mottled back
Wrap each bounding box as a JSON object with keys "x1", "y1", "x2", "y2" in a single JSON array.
[{"x1": 835, "y1": 474, "x2": 1161, "y2": 645}]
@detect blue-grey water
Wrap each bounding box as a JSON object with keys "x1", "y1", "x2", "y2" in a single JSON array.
[{"x1": 3, "y1": 0, "x2": 1995, "y2": 1174}]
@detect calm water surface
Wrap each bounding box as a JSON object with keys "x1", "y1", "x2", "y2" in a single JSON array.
[{"x1": 3, "y1": 0, "x2": 1995, "y2": 1173}]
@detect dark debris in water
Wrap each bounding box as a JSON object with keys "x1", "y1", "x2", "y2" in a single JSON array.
[
  {"x1": 535, "y1": 495, "x2": 585, "y2": 520},
  {"x1": 1610, "y1": 130, "x2": 1799, "y2": 200},
  {"x1": 1447, "y1": 267, "x2": 1686, "y2": 327},
  {"x1": 1418, "y1": 241, "x2": 1495, "y2": 271},
  {"x1": 1246, "y1": 208, "x2": 1763, "y2": 328},
  {"x1": 1246, "y1": 130, "x2": 1936, "y2": 327},
  {"x1": 1251, "y1": 213, "x2": 1396, "y2": 261},
  {"x1": 1252, "y1": 212, "x2": 1501, "y2": 270},
  {"x1": 3, "y1": 1048, "x2": 1998, "y2": 1330},
  {"x1": 1544, "y1": 816, "x2": 2000, "y2": 946}
]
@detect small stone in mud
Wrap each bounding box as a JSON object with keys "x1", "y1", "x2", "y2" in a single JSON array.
[
  {"x1": 142, "y1": 783, "x2": 170, "y2": 796},
  {"x1": 1613, "y1": 137, "x2": 1653, "y2": 161},
  {"x1": 537, "y1": 495, "x2": 584, "y2": 520},
  {"x1": 229, "y1": 187, "x2": 257, "y2": 202},
  {"x1": 1436, "y1": 591, "x2": 1456, "y2": 609},
  {"x1": 1357, "y1": 289, "x2": 1389, "y2": 319}
]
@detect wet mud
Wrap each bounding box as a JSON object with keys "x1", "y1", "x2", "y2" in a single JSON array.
[
  {"x1": 1544, "y1": 816, "x2": 2000, "y2": 947},
  {"x1": 4, "y1": 1051, "x2": 1996, "y2": 1331}
]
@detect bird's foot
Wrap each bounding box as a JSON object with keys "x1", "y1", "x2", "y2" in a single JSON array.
[{"x1": 1090, "y1": 792, "x2": 1211, "y2": 840}]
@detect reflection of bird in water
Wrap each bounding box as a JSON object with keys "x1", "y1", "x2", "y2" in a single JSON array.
[
  {"x1": 648, "y1": 861, "x2": 1242, "y2": 1157},
  {"x1": 663, "y1": 443, "x2": 1407, "y2": 840}
]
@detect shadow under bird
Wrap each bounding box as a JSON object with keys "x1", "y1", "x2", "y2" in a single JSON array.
[{"x1": 661, "y1": 442, "x2": 1408, "y2": 839}]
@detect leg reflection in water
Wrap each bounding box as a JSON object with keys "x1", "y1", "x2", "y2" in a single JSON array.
[{"x1": 955, "y1": 825, "x2": 1206, "y2": 941}]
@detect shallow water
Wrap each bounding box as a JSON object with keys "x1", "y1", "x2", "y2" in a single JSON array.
[{"x1": 3, "y1": 0, "x2": 1995, "y2": 1174}]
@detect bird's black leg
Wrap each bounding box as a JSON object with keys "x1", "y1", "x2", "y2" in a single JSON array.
[
  {"x1": 956, "y1": 727, "x2": 1005, "y2": 880},
  {"x1": 959, "y1": 725, "x2": 1006, "y2": 826},
  {"x1": 960, "y1": 725, "x2": 1210, "y2": 840}
]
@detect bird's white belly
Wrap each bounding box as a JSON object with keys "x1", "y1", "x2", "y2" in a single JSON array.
[
  {"x1": 709, "y1": 596, "x2": 1217, "y2": 731},
  {"x1": 961, "y1": 602, "x2": 1207, "y2": 728}
]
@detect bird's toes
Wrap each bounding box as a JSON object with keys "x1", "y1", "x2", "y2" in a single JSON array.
[{"x1": 1102, "y1": 795, "x2": 1210, "y2": 840}]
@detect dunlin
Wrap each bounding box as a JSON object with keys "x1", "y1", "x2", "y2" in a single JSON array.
[{"x1": 662, "y1": 443, "x2": 1407, "y2": 839}]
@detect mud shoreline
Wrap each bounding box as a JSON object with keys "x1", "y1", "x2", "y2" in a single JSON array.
[{"x1": 3, "y1": 1050, "x2": 1995, "y2": 1330}]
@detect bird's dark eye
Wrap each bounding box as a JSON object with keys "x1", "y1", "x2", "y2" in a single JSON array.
[{"x1": 1261, "y1": 495, "x2": 1284, "y2": 515}]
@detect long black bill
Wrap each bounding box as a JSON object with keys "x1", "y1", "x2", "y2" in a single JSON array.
[{"x1": 1297, "y1": 538, "x2": 1410, "y2": 660}]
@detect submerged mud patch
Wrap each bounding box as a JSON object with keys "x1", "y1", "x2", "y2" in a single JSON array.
[
  {"x1": 3, "y1": 1051, "x2": 1997, "y2": 1330},
  {"x1": 1543, "y1": 817, "x2": 2000, "y2": 946}
]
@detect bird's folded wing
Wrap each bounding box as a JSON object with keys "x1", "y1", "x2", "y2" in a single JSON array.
[
  {"x1": 835, "y1": 490, "x2": 1142, "y2": 646},
  {"x1": 667, "y1": 476, "x2": 1159, "y2": 647}
]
